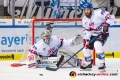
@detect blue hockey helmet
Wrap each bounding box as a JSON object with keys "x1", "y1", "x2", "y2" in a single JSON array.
[{"x1": 82, "y1": 2, "x2": 93, "y2": 9}]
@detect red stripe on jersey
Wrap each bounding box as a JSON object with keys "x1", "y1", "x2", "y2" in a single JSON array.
[
  {"x1": 89, "y1": 22, "x2": 98, "y2": 31},
  {"x1": 105, "y1": 14, "x2": 110, "y2": 19},
  {"x1": 90, "y1": 27, "x2": 98, "y2": 31}
]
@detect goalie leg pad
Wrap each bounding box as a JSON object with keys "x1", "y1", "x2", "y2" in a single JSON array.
[
  {"x1": 58, "y1": 49, "x2": 79, "y2": 67},
  {"x1": 36, "y1": 57, "x2": 58, "y2": 68}
]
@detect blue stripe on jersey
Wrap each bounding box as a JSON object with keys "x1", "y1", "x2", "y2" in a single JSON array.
[
  {"x1": 59, "y1": 38, "x2": 64, "y2": 48},
  {"x1": 59, "y1": 41, "x2": 63, "y2": 48}
]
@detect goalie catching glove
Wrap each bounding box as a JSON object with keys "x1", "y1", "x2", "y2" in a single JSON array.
[{"x1": 70, "y1": 34, "x2": 83, "y2": 46}]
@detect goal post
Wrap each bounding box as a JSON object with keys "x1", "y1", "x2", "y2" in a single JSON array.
[{"x1": 20, "y1": 18, "x2": 96, "y2": 65}]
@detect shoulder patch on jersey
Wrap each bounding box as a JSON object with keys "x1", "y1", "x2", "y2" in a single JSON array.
[
  {"x1": 33, "y1": 45, "x2": 37, "y2": 50},
  {"x1": 101, "y1": 10, "x2": 105, "y2": 15}
]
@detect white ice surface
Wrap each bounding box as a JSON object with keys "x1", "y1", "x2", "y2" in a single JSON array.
[{"x1": 0, "y1": 59, "x2": 120, "y2": 80}]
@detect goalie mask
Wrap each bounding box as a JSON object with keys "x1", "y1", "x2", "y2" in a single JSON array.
[{"x1": 42, "y1": 30, "x2": 51, "y2": 44}]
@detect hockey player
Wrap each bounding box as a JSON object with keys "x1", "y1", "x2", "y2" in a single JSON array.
[
  {"x1": 80, "y1": 2, "x2": 115, "y2": 71},
  {"x1": 28, "y1": 30, "x2": 83, "y2": 68}
]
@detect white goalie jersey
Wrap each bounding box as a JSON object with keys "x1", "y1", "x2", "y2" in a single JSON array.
[
  {"x1": 82, "y1": 9, "x2": 115, "y2": 40},
  {"x1": 29, "y1": 36, "x2": 72, "y2": 57}
]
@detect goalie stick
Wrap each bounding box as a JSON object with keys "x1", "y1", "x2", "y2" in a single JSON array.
[{"x1": 46, "y1": 33, "x2": 101, "y2": 71}]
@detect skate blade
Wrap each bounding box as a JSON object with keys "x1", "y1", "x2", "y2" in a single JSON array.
[
  {"x1": 80, "y1": 68, "x2": 92, "y2": 71},
  {"x1": 99, "y1": 69, "x2": 106, "y2": 72}
]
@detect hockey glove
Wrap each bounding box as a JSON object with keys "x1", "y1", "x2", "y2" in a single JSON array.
[
  {"x1": 83, "y1": 39, "x2": 90, "y2": 49},
  {"x1": 70, "y1": 34, "x2": 83, "y2": 46},
  {"x1": 27, "y1": 53, "x2": 37, "y2": 68},
  {"x1": 102, "y1": 23, "x2": 110, "y2": 34}
]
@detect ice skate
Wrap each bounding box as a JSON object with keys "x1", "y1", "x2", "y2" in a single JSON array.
[
  {"x1": 98, "y1": 63, "x2": 106, "y2": 72},
  {"x1": 80, "y1": 62, "x2": 92, "y2": 71}
]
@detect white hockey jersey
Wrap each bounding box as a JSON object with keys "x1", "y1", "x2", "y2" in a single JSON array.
[
  {"x1": 29, "y1": 36, "x2": 71, "y2": 57},
  {"x1": 82, "y1": 9, "x2": 115, "y2": 40}
]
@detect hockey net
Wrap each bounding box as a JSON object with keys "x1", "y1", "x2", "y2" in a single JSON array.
[{"x1": 14, "y1": 18, "x2": 95, "y2": 66}]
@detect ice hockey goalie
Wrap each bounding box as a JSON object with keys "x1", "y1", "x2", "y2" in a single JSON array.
[{"x1": 28, "y1": 30, "x2": 83, "y2": 68}]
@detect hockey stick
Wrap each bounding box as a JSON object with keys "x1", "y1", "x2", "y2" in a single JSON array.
[
  {"x1": 46, "y1": 33, "x2": 101, "y2": 71},
  {"x1": 11, "y1": 63, "x2": 27, "y2": 67}
]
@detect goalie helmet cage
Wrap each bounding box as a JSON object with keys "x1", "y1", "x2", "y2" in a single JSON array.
[{"x1": 20, "y1": 18, "x2": 96, "y2": 65}]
